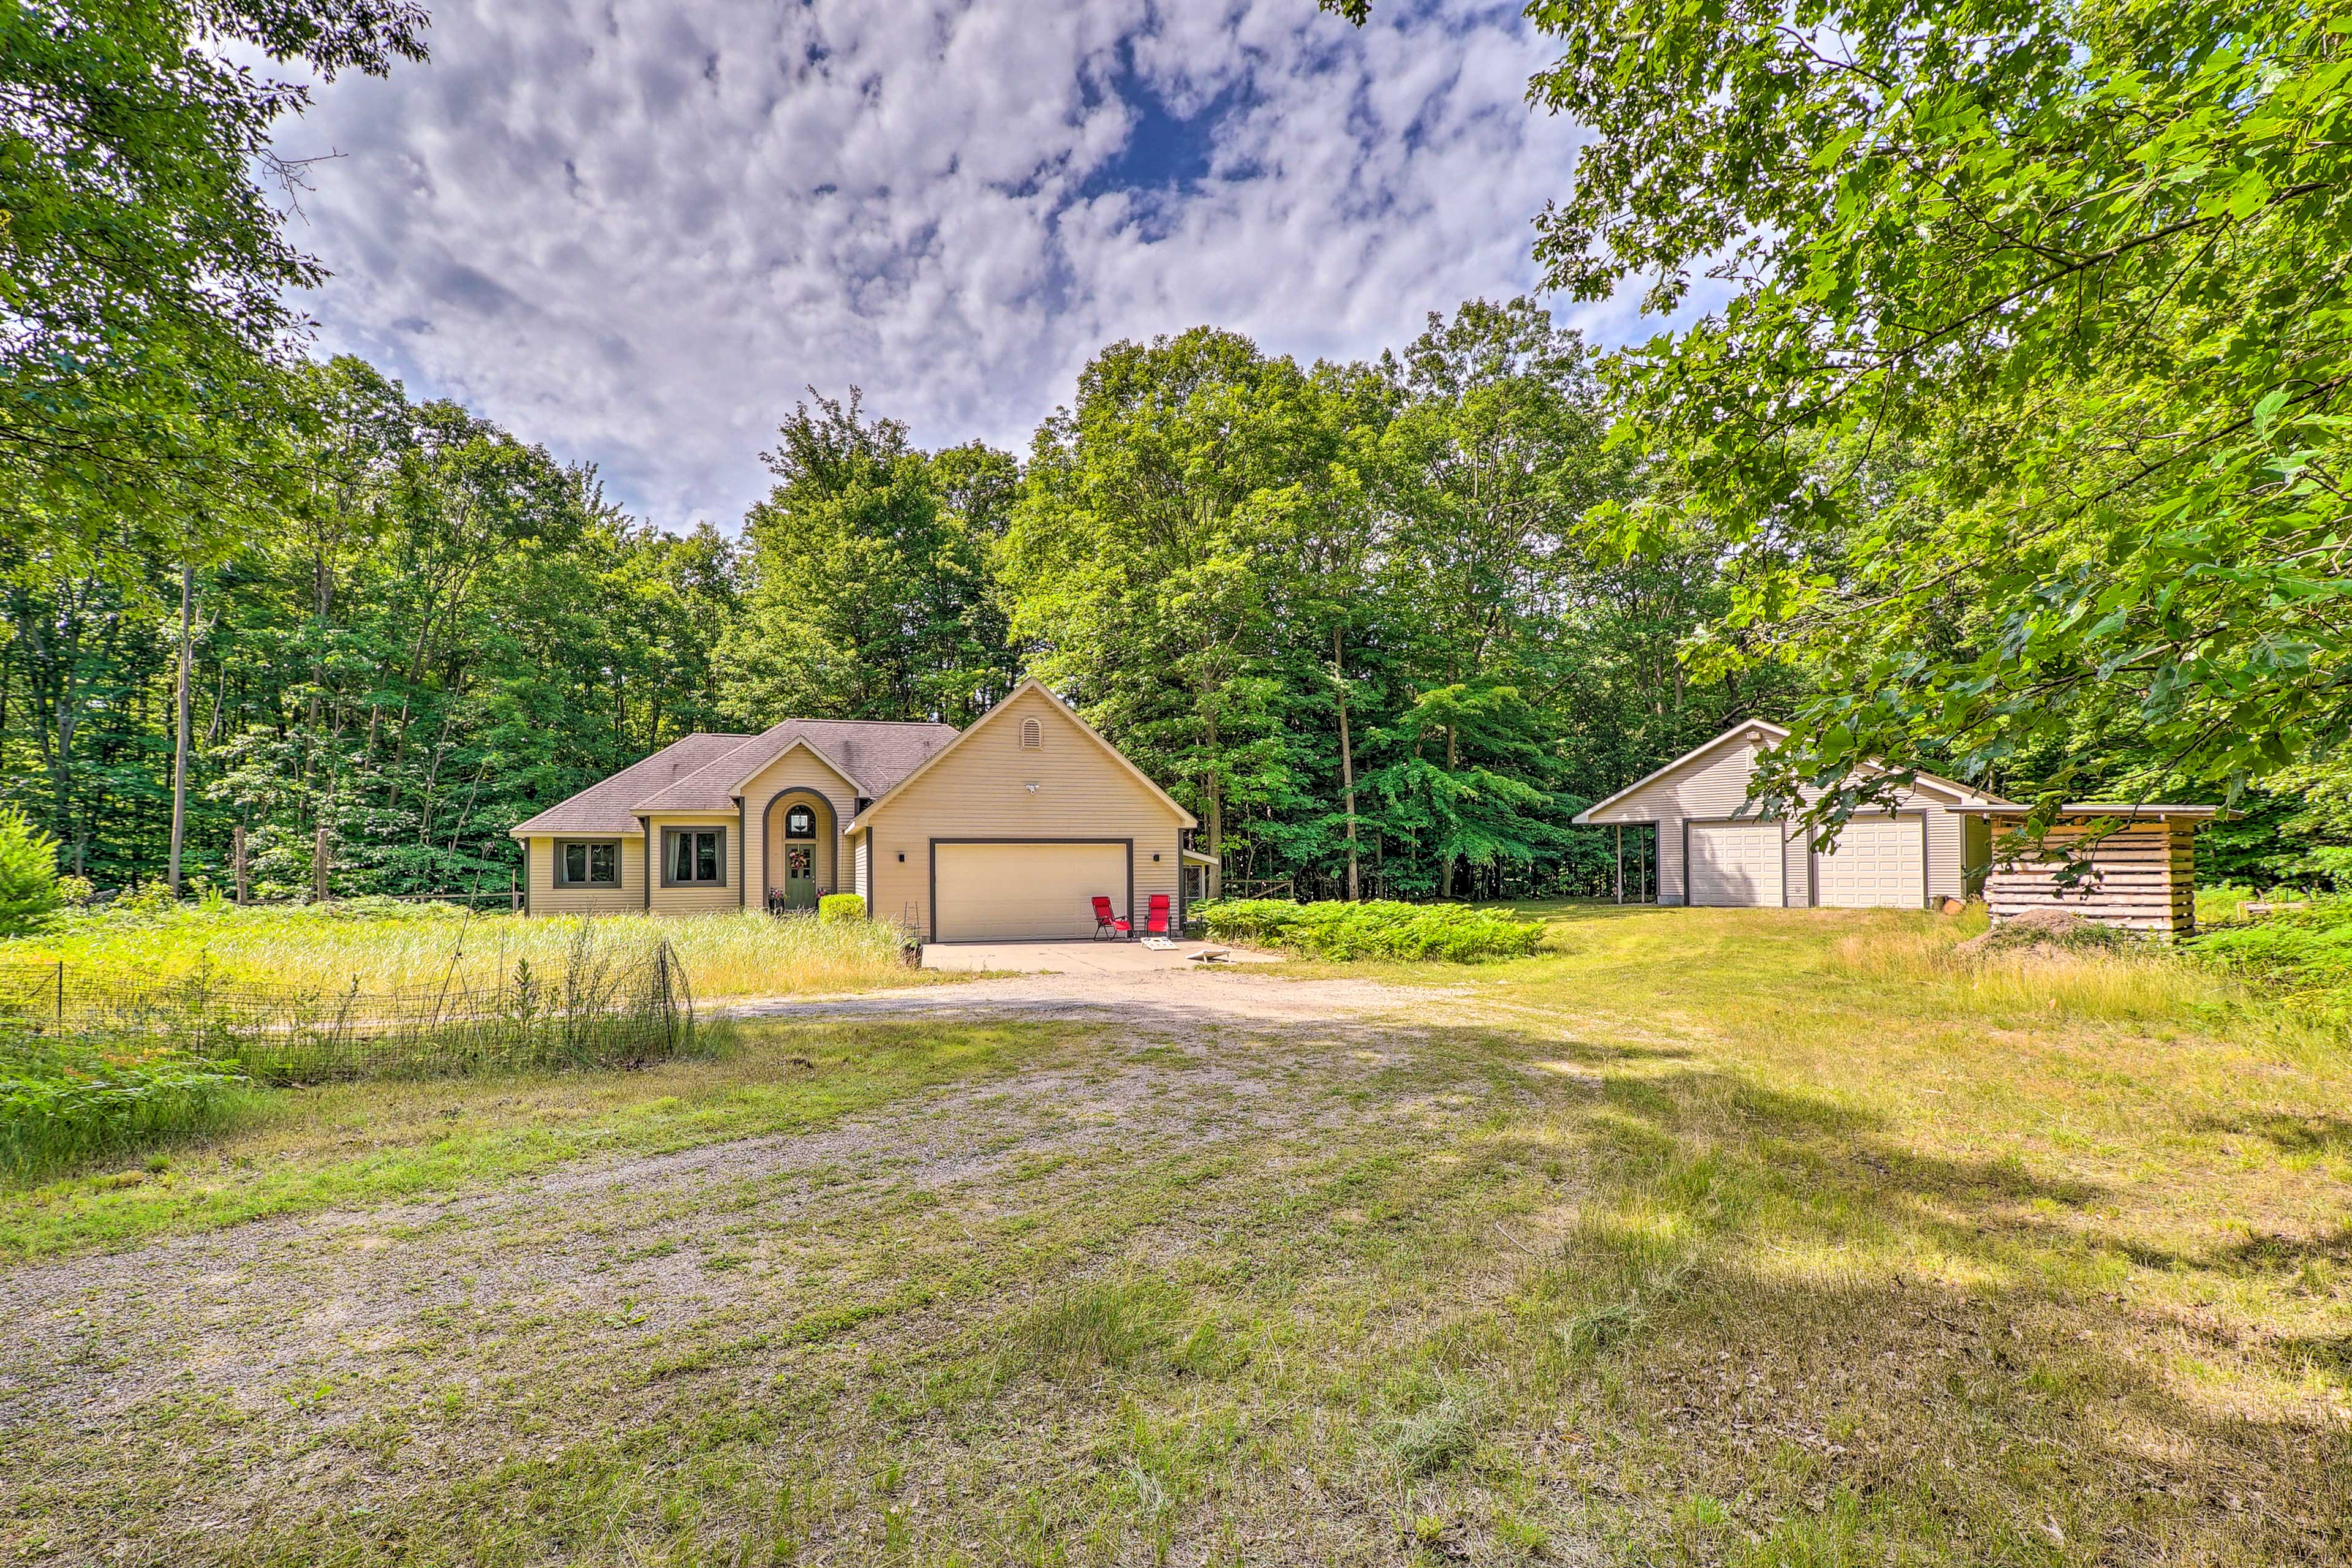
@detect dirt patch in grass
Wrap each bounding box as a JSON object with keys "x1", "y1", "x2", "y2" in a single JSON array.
[
  {"x1": 1, "y1": 1005, "x2": 1562, "y2": 1564},
  {"x1": 0, "y1": 1054, "x2": 1317, "y2": 1423}
]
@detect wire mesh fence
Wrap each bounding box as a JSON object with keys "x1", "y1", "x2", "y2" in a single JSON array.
[{"x1": 0, "y1": 926, "x2": 703, "y2": 1085}]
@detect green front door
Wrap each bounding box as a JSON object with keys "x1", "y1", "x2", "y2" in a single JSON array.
[{"x1": 783, "y1": 845, "x2": 816, "y2": 910}]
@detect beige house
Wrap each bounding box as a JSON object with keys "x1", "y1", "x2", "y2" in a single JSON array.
[
  {"x1": 508, "y1": 680, "x2": 1206, "y2": 941},
  {"x1": 1573, "y1": 720, "x2": 2009, "y2": 908}
]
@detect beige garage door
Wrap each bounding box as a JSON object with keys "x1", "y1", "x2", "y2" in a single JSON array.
[
  {"x1": 1814, "y1": 816, "x2": 1924, "y2": 908},
  {"x1": 933, "y1": 841, "x2": 1131, "y2": 941},
  {"x1": 1687, "y1": 820, "x2": 1785, "y2": 907}
]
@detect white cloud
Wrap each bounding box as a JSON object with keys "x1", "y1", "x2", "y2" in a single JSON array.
[{"x1": 268, "y1": 0, "x2": 1649, "y2": 529}]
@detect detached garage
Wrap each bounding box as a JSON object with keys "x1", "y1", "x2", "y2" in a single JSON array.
[{"x1": 1574, "y1": 721, "x2": 2004, "y2": 909}]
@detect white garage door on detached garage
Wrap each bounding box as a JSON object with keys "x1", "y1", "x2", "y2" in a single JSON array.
[
  {"x1": 1688, "y1": 820, "x2": 1785, "y2": 907},
  {"x1": 1814, "y1": 815, "x2": 1925, "y2": 907},
  {"x1": 1572, "y1": 719, "x2": 2008, "y2": 908},
  {"x1": 932, "y1": 840, "x2": 1131, "y2": 941}
]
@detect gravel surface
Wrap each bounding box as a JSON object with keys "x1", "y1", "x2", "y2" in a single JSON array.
[{"x1": 722, "y1": 968, "x2": 1461, "y2": 1024}]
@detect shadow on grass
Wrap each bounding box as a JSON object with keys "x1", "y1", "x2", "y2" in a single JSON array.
[
  {"x1": 1404, "y1": 1016, "x2": 2351, "y2": 1562},
  {"x1": 2193, "y1": 1110, "x2": 2352, "y2": 1156},
  {"x1": 3, "y1": 999, "x2": 2345, "y2": 1564}
]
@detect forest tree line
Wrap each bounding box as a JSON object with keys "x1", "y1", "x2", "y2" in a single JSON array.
[
  {"x1": 0, "y1": 300, "x2": 1791, "y2": 901},
  {"x1": 4, "y1": 0, "x2": 2343, "y2": 902}
]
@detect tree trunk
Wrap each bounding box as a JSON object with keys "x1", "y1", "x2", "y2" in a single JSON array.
[
  {"x1": 168, "y1": 563, "x2": 194, "y2": 895},
  {"x1": 1443, "y1": 722, "x2": 1460, "y2": 899},
  {"x1": 1333, "y1": 625, "x2": 1359, "y2": 902},
  {"x1": 1205, "y1": 706, "x2": 1223, "y2": 900}
]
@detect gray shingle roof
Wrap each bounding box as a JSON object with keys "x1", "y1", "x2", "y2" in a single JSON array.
[
  {"x1": 508, "y1": 733, "x2": 760, "y2": 838},
  {"x1": 631, "y1": 719, "x2": 960, "y2": 813}
]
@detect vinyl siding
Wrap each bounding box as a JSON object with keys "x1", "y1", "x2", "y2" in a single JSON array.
[
  {"x1": 1584, "y1": 737, "x2": 1970, "y2": 907},
  {"x1": 853, "y1": 835, "x2": 870, "y2": 903},
  {"x1": 526, "y1": 834, "x2": 643, "y2": 916},
  {"x1": 1583, "y1": 738, "x2": 1786, "y2": 905},
  {"x1": 863, "y1": 687, "x2": 1186, "y2": 940},
  {"x1": 646, "y1": 813, "x2": 739, "y2": 914},
  {"x1": 739, "y1": 748, "x2": 857, "y2": 908}
]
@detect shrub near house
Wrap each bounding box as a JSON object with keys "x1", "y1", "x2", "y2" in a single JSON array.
[{"x1": 1202, "y1": 900, "x2": 1543, "y2": 962}]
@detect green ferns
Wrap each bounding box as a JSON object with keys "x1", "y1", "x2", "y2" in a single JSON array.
[
  {"x1": 0, "y1": 1037, "x2": 251, "y2": 1183},
  {"x1": 2190, "y1": 899, "x2": 2352, "y2": 1003},
  {"x1": 1200, "y1": 899, "x2": 1542, "y2": 962}
]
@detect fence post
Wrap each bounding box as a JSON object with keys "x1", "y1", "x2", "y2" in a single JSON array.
[{"x1": 56, "y1": 961, "x2": 64, "y2": 1033}]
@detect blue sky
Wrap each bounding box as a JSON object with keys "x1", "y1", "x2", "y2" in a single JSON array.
[{"x1": 266, "y1": 1, "x2": 1645, "y2": 530}]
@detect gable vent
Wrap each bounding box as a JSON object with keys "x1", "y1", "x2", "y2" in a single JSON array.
[{"x1": 1019, "y1": 717, "x2": 1042, "y2": 750}]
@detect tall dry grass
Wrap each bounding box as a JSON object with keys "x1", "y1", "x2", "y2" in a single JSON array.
[
  {"x1": 7, "y1": 900, "x2": 925, "y2": 1000},
  {"x1": 1823, "y1": 914, "x2": 2246, "y2": 1028}
]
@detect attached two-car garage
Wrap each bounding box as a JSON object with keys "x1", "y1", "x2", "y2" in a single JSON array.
[
  {"x1": 846, "y1": 682, "x2": 1197, "y2": 944},
  {"x1": 930, "y1": 840, "x2": 1133, "y2": 941}
]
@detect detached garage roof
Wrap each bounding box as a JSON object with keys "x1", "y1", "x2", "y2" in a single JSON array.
[{"x1": 1571, "y1": 720, "x2": 2010, "y2": 825}]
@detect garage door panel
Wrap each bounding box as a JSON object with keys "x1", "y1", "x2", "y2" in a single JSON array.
[
  {"x1": 1815, "y1": 817, "x2": 1923, "y2": 908},
  {"x1": 1689, "y1": 820, "x2": 1784, "y2": 907},
  {"x1": 934, "y1": 841, "x2": 1130, "y2": 941}
]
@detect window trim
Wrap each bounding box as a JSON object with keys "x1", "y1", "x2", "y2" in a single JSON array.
[
  {"x1": 660, "y1": 826, "x2": 728, "y2": 888},
  {"x1": 556, "y1": 838, "x2": 623, "y2": 888}
]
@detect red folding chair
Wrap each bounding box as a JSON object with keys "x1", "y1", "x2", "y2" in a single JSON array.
[
  {"x1": 1140, "y1": 893, "x2": 1172, "y2": 940},
  {"x1": 1091, "y1": 895, "x2": 1130, "y2": 940}
]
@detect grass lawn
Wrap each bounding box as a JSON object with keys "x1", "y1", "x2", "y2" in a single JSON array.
[{"x1": 1, "y1": 907, "x2": 2346, "y2": 1564}]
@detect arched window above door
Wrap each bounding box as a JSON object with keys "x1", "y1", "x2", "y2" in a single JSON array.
[{"x1": 785, "y1": 804, "x2": 816, "y2": 839}]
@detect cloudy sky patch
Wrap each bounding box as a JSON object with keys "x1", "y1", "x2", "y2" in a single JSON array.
[{"x1": 270, "y1": 1, "x2": 1638, "y2": 528}]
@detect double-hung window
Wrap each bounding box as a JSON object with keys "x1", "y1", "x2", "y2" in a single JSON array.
[
  {"x1": 665, "y1": 828, "x2": 725, "y2": 886},
  {"x1": 558, "y1": 840, "x2": 619, "y2": 887}
]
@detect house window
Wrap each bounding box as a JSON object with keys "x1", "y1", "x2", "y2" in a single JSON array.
[
  {"x1": 663, "y1": 828, "x2": 725, "y2": 886},
  {"x1": 559, "y1": 841, "x2": 619, "y2": 887},
  {"x1": 785, "y1": 804, "x2": 816, "y2": 840},
  {"x1": 1020, "y1": 717, "x2": 1042, "y2": 750}
]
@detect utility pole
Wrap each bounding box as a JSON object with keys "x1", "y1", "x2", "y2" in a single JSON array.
[{"x1": 168, "y1": 562, "x2": 194, "y2": 895}]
